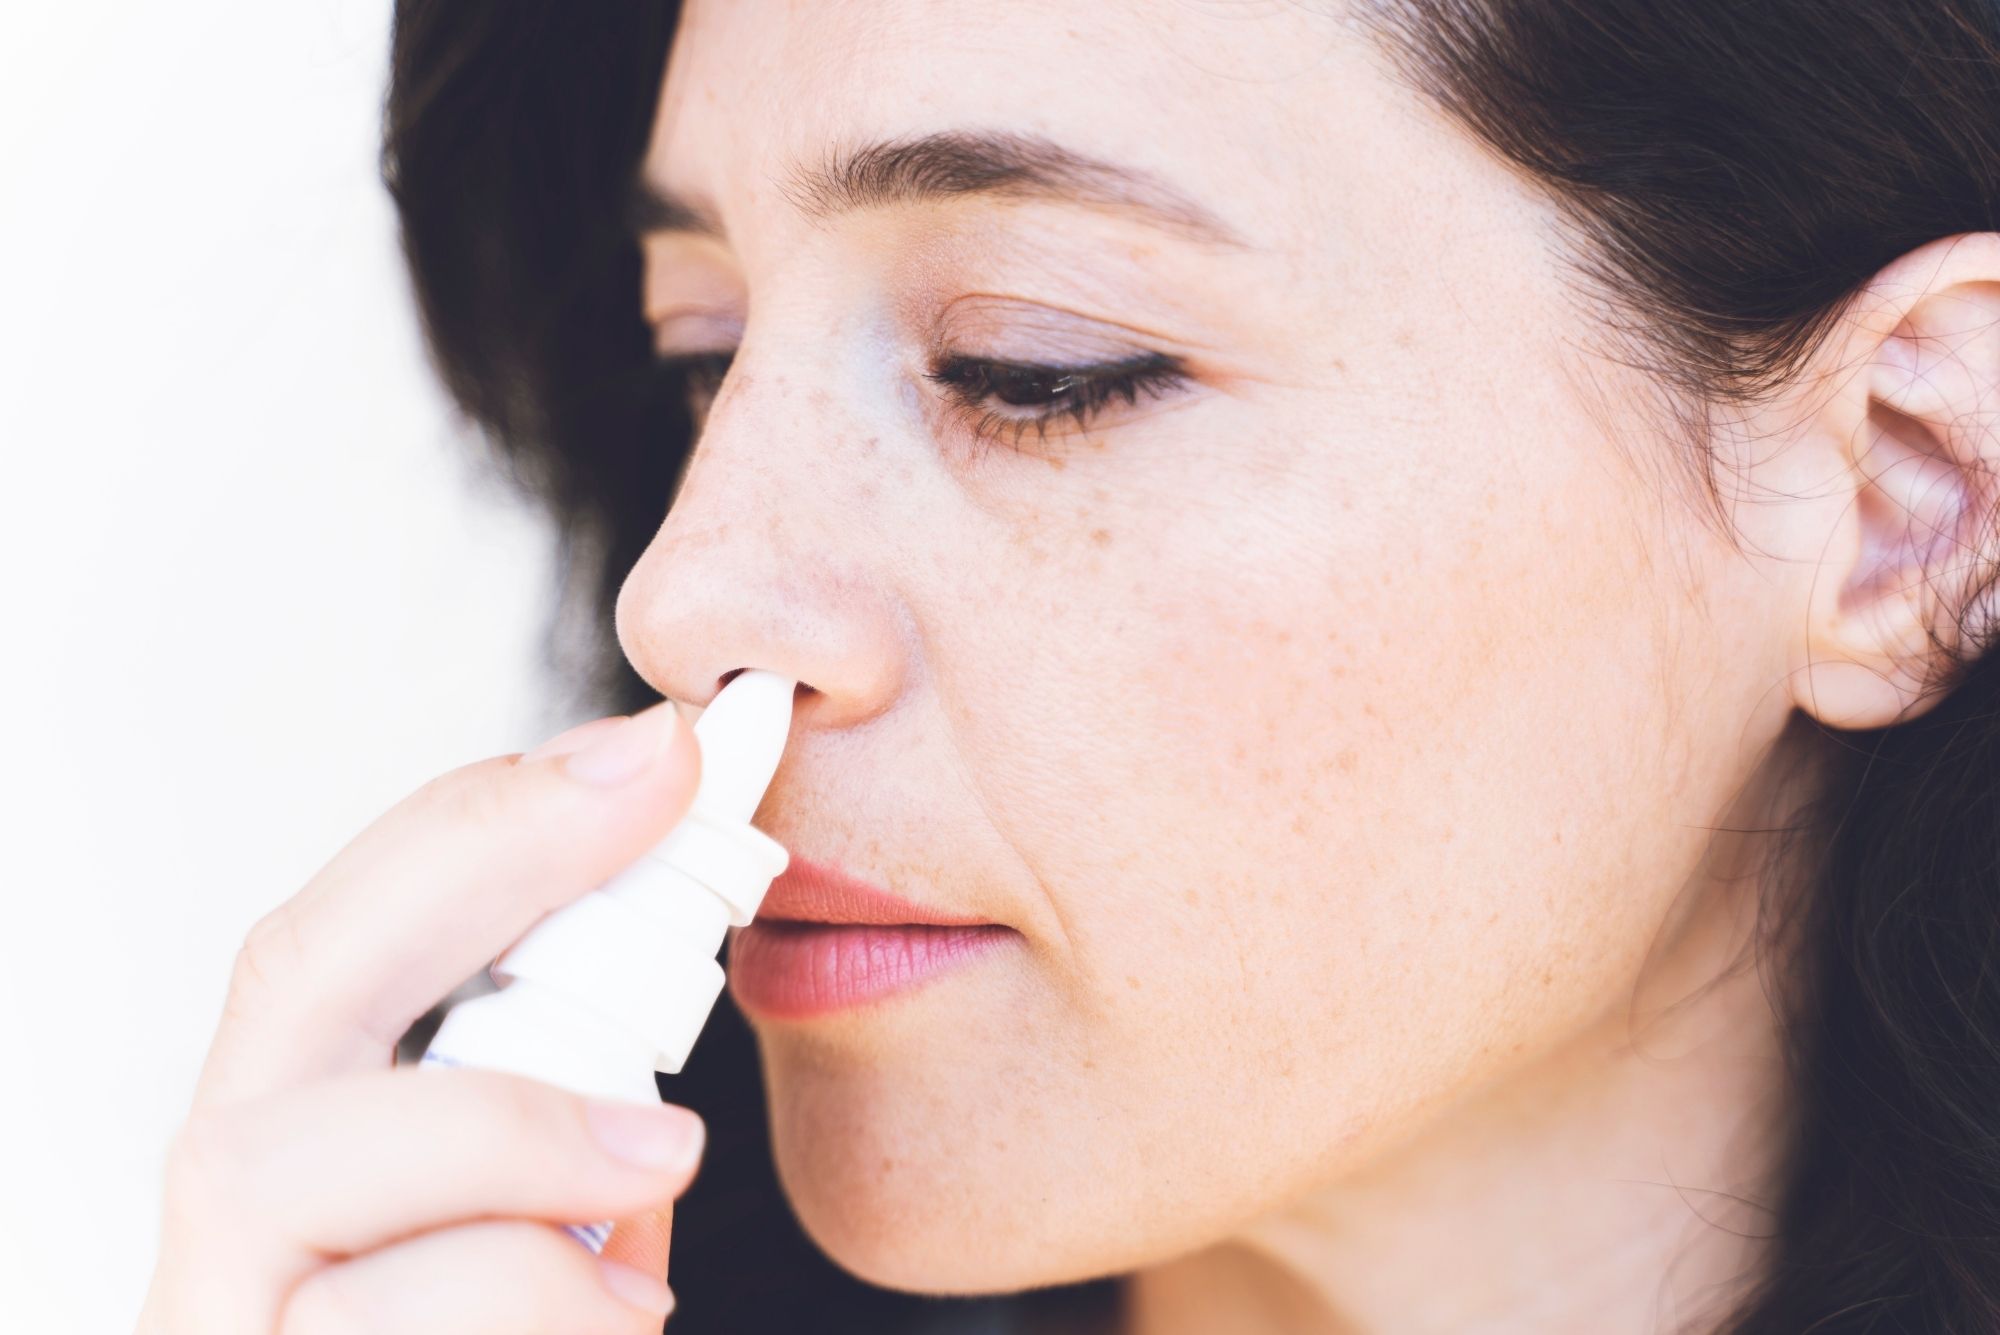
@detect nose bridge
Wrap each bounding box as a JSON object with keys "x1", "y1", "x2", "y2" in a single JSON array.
[{"x1": 613, "y1": 339, "x2": 908, "y2": 719}]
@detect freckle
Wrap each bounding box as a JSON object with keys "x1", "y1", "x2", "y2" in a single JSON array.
[
  {"x1": 1083, "y1": 1058, "x2": 1097, "y2": 1070},
  {"x1": 1183, "y1": 887, "x2": 1200, "y2": 907},
  {"x1": 1441, "y1": 825, "x2": 1453, "y2": 842},
  {"x1": 1553, "y1": 829, "x2": 1563, "y2": 845},
  {"x1": 860, "y1": 435, "x2": 880, "y2": 456},
  {"x1": 993, "y1": 1140, "x2": 1009, "y2": 1153},
  {"x1": 1126, "y1": 975, "x2": 1142, "y2": 990},
  {"x1": 1090, "y1": 528, "x2": 1111, "y2": 546},
  {"x1": 880, "y1": 1157, "x2": 894, "y2": 1175},
  {"x1": 1485, "y1": 491, "x2": 1499, "y2": 511},
  {"x1": 1048, "y1": 456, "x2": 1068, "y2": 470},
  {"x1": 1335, "y1": 749, "x2": 1357, "y2": 772}
]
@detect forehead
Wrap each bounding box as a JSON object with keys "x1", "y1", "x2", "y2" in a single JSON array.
[{"x1": 647, "y1": 0, "x2": 1403, "y2": 251}]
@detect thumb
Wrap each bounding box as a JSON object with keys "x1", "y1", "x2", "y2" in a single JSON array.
[{"x1": 601, "y1": 1201, "x2": 674, "y2": 1288}]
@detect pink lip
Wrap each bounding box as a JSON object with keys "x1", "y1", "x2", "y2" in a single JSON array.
[{"x1": 728, "y1": 856, "x2": 1014, "y2": 1019}]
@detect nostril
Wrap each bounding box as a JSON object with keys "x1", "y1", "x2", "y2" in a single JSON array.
[{"x1": 714, "y1": 668, "x2": 816, "y2": 712}]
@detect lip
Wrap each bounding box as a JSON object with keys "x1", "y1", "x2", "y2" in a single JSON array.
[
  {"x1": 754, "y1": 854, "x2": 993, "y2": 927},
  {"x1": 728, "y1": 855, "x2": 1014, "y2": 1019}
]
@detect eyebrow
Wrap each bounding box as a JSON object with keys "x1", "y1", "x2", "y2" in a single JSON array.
[{"x1": 629, "y1": 128, "x2": 1251, "y2": 249}]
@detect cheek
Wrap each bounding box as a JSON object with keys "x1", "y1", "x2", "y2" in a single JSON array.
[
  {"x1": 976, "y1": 402, "x2": 1724, "y2": 1176},
  {"x1": 790, "y1": 355, "x2": 1746, "y2": 1288}
]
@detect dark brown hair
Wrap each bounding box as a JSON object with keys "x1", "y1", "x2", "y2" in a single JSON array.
[{"x1": 382, "y1": 2, "x2": 2000, "y2": 1329}]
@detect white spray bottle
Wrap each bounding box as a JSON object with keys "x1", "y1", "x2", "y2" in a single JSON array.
[{"x1": 420, "y1": 669, "x2": 796, "y2": 1251}]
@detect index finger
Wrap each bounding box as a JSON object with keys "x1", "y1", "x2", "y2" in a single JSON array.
[{"x1": 194, "y1": 699, "x2": 699, "y2": 1109}]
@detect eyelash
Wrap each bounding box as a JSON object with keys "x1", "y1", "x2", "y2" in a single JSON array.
[
  {"x1": 658, "y1": 349, "x2": 1189, "y2": 452},
  {"x1": 924, "y1": 352, "x2": 1188, "y2": 451}
]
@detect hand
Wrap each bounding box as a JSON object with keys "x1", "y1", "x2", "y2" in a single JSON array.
[{"x1": 136, "y1": 700, "x2": 705, "y2": 1333}]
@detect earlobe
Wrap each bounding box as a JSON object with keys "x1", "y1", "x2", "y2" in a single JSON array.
[{"x1": 1788, "y1": 234, "x2": 2000, "y2": 732}]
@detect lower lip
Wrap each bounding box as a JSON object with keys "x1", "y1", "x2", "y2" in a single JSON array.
[{"x1": 726, "y1": 919, "x2": 1014, "y2": 1019}]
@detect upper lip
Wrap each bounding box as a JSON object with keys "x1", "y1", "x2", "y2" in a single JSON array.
[{"x1": 755, "y1": 854, "x2": 993, "y2": 927}]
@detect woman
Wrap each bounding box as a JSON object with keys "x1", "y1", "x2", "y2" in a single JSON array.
[{"x1": 138, "y1": 1, "x2": 2000, "y2": 1331}]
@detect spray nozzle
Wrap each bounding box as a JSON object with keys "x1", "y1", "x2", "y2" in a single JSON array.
[{"x1": 678, "y1": 669, "x2": 798, "y2": 827}]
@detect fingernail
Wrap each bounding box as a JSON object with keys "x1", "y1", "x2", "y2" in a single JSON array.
[
  {"x1": 562, "y1": 701, "x2": 683, "y2": 788},
  {"x1": 599, "y1": 1258, "x2": 675, "y2": 1316},
  {"x1": 584, "y1": 1099, "x2": 706, "y2": 1173}
]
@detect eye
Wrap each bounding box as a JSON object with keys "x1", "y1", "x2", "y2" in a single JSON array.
[
  {"x1": 923, "y1": 351, "x2": 1190, "y2": 451},
  {"x1": 649, "y1": 346, "x2": 1194, "y2": 451}
]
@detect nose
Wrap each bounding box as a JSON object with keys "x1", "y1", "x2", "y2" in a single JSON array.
[{"x1": 612, "y1": 361, "x2": 909, "y2": 728}]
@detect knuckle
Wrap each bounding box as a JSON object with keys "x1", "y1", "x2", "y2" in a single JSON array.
[{"x1": 227, "y1": 908, "x2": 299, "y2": 1012}]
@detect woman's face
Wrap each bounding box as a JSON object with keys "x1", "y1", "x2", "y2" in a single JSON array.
[{"x1": 618, "y1": 0, "x2": 1803, "y2": 1292}]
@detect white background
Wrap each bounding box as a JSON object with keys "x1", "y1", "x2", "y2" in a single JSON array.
[{"x1": 0, "y1": 3, "x2": 579, "y2": 1328}]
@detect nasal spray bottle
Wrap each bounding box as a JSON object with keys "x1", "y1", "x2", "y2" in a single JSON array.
[{"x1": 420, "y1": 669, "x2": 796, "y2": 1252}]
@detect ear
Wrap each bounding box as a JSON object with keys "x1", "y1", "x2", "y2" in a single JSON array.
[{"x1": 1787, "y1": 232, "x2": 2000, "y2": 731}]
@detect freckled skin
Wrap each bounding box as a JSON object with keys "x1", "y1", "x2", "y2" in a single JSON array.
[{"x1": 610, "y1": 0, "x2": 1864, "y2": 1315}]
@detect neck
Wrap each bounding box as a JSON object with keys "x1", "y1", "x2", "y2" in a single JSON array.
[{"x1": 1124, "y1": 741, "x2": 1819, "y2": 1335}]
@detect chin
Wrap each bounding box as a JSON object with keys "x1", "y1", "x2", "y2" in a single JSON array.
[{"x1": 755, "y1": 1025, "x2": 1116, "y2": 1295}]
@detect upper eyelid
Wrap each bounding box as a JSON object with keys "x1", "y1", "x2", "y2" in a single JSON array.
[{"x1": 644, "y1": 285, "x2": 1179, "y2": 353}]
